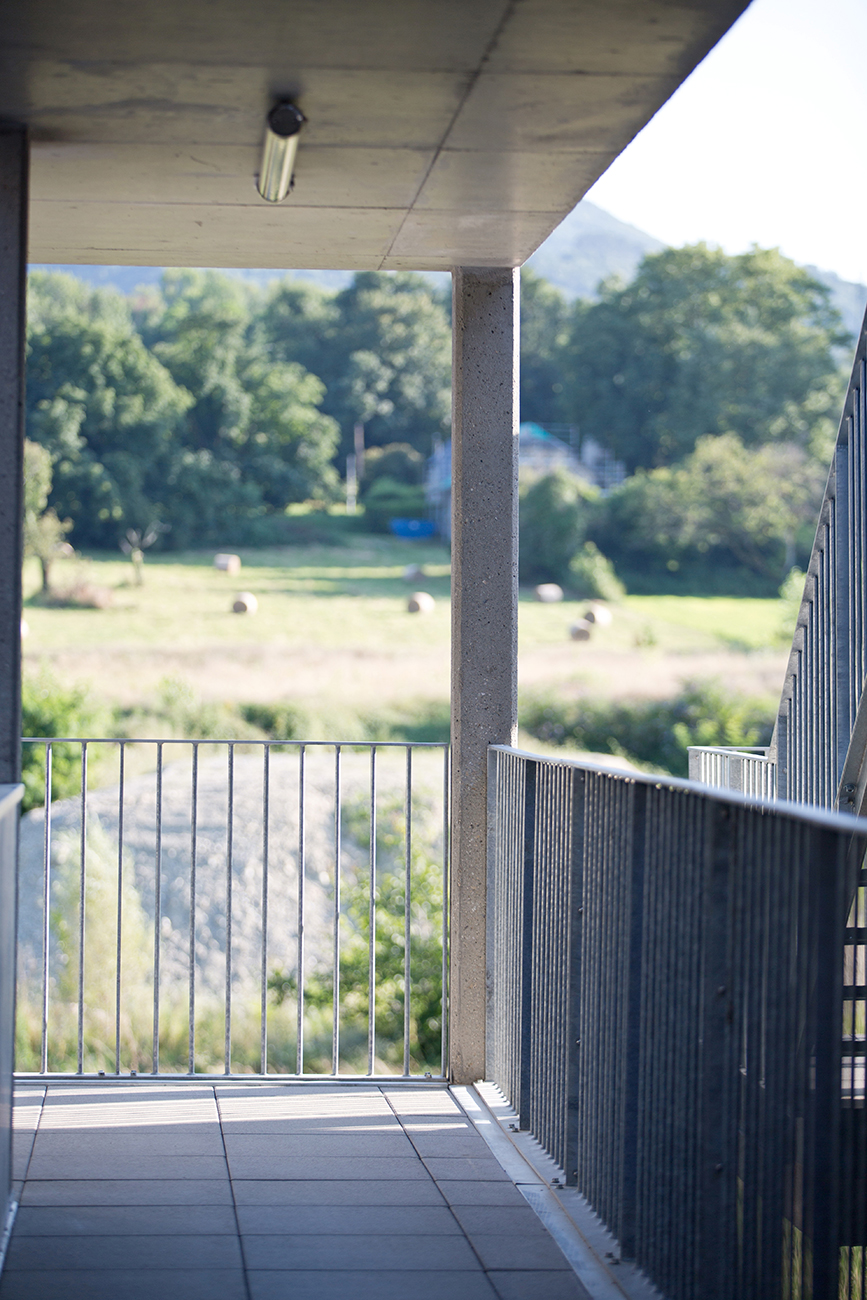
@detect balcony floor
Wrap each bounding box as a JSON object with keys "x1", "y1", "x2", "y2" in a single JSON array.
[{"x1": 2, "y1": 1081, "x2": 592, "y2": 1300}]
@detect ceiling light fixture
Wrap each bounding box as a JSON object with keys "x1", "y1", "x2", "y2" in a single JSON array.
[{"x1": 257, "y1": 101, "x2": 306, "y2": 203}]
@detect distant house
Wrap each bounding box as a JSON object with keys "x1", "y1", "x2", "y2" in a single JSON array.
[{"x1": 426, "y1": 424, "x2": 625, "y2": 538}]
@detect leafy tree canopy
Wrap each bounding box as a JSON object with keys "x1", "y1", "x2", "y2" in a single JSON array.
[
  {"x1": 591, "y1": 432, "x2": 825, "y2": 590},
  {"x1": 561, "y1": 245, "x2": 849, "y2": 471},
  {"x1": 261, "y1": 271, "x2": 451, "y2": 461},
  {"x1": 28, "y1": 270, "x2": 340, "y2": 548},
  {"x1": 519, "y1": 267, "x2": 571, "y2": 427}
]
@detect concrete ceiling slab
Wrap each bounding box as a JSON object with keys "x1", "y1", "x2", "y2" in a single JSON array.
[{"x1": 1, "y1": 0, "x2": 749, "y2": 270}]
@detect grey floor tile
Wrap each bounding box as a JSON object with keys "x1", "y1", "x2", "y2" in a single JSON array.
[
  {"x1": 488, "y1": 1270, "x2": 593, "y2": 1300},
  {"x1": 470, "y1": 1235, "x2": 572, "y2": 1271},
  {"x1": 248, "y1": 1270, "x2": 498, "y2": 1300},
  {"x1": 451, "y1": 1205, "x2": 552, "y2": 1237},
  {"x1": 231, "y1": 1179, "x2": 444, "y2": 1206},
  {"x1": 25, "y1": 1154, "x2": 229, "y2": 1180},
  {"x1": 219, "y1": 1118, "x2": 402, "y2": 1135},
  {"x1": 6, "y1": 1233, "x2": 242, "y2": 1271},
  {"x1": 437, "y1": 1181, "x2": 530, "y2": 1207},
  {"x1": 424, "y1": 1157, "x2": 510, "y2": 1181},
  {"x1": 20, "y1": 1179, "x2": 233, "y2": 1206},
  {"x1": 30, "y1": 1130, "x2": 224, "y2": 1156},
  {"x1": 243, "y1": 1233, "x2": 480, "y2": 1270},
  {"x1": 409, "y1": 1133, "x2": 498, "y2": 1158},
  {"x1": 15, "y1": 1205, "x2": 238, "y2": 1236},
  {"x1": 0, "y1": 1269, "x2": 247, "y2": 1300},
  {"x1": 12, "y1": 1092, "x2": 44, "y2": 1130},
  {"x1": 237, "y1": 1204, "x2": 460, "y2": 1235},
  {"x1": 226, "y1": 1155, "x2": 427, "y2": 1180},
  {"x1": 11, "y1": 1134, "x2": 38, "y2": 1181},
  {"x1": 382, "y1": 1090, "x2": 460, "y2": 1115},
  {"x1": 223, "y1": 1133, "x2": 414, "y2": 1158}
]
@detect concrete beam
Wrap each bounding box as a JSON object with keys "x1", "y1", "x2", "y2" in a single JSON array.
[
  {"x1": 449, "y1": 267, "x2": 519, "y2": 1084},
  {"x1": 0, "y1": 127, "x2": 27, "y2": 785}
]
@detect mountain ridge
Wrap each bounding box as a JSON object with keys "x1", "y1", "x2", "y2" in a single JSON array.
[{"x1": 30, "y1": 201, "x2": 867, "y2": 339}]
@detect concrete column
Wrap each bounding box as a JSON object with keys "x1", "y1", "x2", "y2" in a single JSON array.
[
  {"x1": 449, "y1": 267, "x2": 519, "y2": 1084},
  {"x1": 0, "y1": 127, "x2": 27, "y2": 785}
]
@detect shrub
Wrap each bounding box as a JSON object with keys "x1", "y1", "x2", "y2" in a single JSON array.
[
  {"x1": 519, "y1": 469, "x2": 597, "y2": 585},
  {"x1": 568, "y1": 541, "x2": 625, "y2": 600},
  {"x1": 21, "y1": 670, "x2": 103, "y2": 812},
  {"x1": 362, "y1": 477, "x2": 428, "y2": 533},
  {"x1": 521, "y1": 680, "x2": 774, "y2": 778}
]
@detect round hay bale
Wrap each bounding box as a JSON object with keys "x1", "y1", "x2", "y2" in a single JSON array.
[
  {"x1": 215, "y1": 553, "x2": 242, "y2": 574},
  {"x1": 407, "y1": 591, "x2": 435, "y2": 614},
  {"x1": 569, "y1": 619, "x2": 592, "y2": 642},
  {"x1": 534, "y1": 583, "x2": 563, "y2": 603},
  {"x1": 583, "y1": 603, "x2": 613, "y2": 627},
  {"x1": 232, "y1": 592, "x2": 258, "y2": 615},
  {"x1": 403, "y1": 564, "x2": 426, "y2": 582}
]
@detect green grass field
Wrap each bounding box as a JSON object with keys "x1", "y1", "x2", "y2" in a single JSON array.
[{"x1": 22, "y1": 540, "x2": 792, "y2": 741}]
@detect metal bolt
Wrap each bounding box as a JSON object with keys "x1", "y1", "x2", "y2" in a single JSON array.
[
  {"x1": 577, "y1": 906, "x2": 584, "y2": 914},
  {"x1": 98, "y1": 1070, "x2": 105, "y2": 1077},
  {"x1": 717, "y1": 985, "x2": 726, "y2": 996},
  {"x1": 715, "y1": 1163, "x2": 723, "y2": 1174},
  {"x1": 575, "y1": 1039, "x2": 581, "y2": 1046},
  {"x1": 845, "y1": 784, "x2": 856, "y2": 794},
  {"x1": 130, "y1": 1070, "x2": 137, "y2": 1077}
]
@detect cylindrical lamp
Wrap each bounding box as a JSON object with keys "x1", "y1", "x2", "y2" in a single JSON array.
[{"x1": 257, "y1": 102, "x2": 306, "y2": 203}]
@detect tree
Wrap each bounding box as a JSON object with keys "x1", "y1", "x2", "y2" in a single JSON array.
[
  {"x1": 26, "y1": 273, "x2": 193, "y2": 548},
  {"x1": 519, "y1": 469, "x2": 598, "y2": 585},
  {"x1": 592, "y1": 433, "x2": 825, "y2": 589},
  {"x1": 23, "y1": 438, "x2": 72, "y2": 594},
  {"x1": 520, "y1": 267, "x2": 571, "y2": 426},
  {"x1": 262, "y1": 272, "x2": 451, "y2": 461},
  {"x1": 560, "y1": 245, "x2": 849, "y2": 472},
  {"x1": 27, "y1": 270, "x2": 341, "y2": 550}
]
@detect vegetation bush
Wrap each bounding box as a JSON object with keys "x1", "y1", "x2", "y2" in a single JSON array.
[
  {"x1": 519, "y1": 469, "x2": 598, "y2": 586},
  {"x1": 568, "y1": 541, "x2": 625, "y2": 600},
  {"x1": 520, "y1": 680, "x2": 774, "y2": 778},
  {"x1": 361, "y1": 443, "x2": 424, "y2": 489},
  {"x1": 268, "y1": 793, "x2": 444, "y2": 1073},
  {"x1": 362, "y1": 477, "x2": 428, "y2": 533},
  {"x1": 21, "y1": 669, "x2": 104, "y2": 812}
]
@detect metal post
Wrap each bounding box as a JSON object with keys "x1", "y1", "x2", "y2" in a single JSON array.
[
  {"x1": 449, "y1": 267, "x2": 519, "y2": 1084},
  {"x1": 0, "y1": 127, "x2": 27, "y2": 785}
]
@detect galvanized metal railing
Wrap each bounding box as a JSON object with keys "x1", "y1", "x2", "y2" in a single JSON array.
[
  {"x1": 488, "y1": 745, "x2": 867, "y2": 1300},
  {"x1": 766, "y1": 305, "x2": 865, "y2": 810},
  {"x1": 17, "y1": 738, "x2": 448, "y2": 1080},
  {"x1": 687, "y1": 745, "x2": 775, "y2": 801},
  {"x1": 689, "y1": 307, "x2": 867, "y2": 813}
]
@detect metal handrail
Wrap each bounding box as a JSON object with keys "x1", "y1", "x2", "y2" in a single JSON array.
[
  {"x1": 17, "y1": 737, "x2": 449, "y2": 1080},
  {"x1": 488, "y1": 744, "x2": 867, "y2": 1300},
  {"x1": 772, "y1": 302, "x2": 867, "y2": 810}
]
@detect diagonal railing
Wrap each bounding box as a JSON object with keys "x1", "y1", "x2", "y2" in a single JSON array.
[
  {"x1": 17, "y1": 737, "x2": 449, "y2": 1080},
  {"x1": 488, "y1": 744, "x2": 867, "y2": 1300},
  {"x1": 693, "y1": 303, "x2": 867, "y2": 814}
]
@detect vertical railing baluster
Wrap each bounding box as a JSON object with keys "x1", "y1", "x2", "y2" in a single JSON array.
[
  {"x1": 368, "y1": 744, "x2": 377, "y2": 1077},
  {"x1": 152, "y1": 742, "x2": 163, "y2": 1075},
  {"x1": 296, "y1": 743, "x2": 306, "y2": 1075},
  {"x1": 441, "y1": 743, "x2": 449, "y2": 1077},
  {"x1": 77, "y1": 741, "x2": 87, "y2": 1074},
  {"x1": 332, "y1": 744, "x2": 341, "y2": 1076},
  {"x1": 115, "y1": 741, "x2": 125, "y2": 1075},
  {"x1": 40, "y1": 743, "x2": 52, "y2": 1076},
  {"x1": 403, "y1": 746, "x2": 412, "y2": 1078},
  {"x1": 188, "y1": 742, "x2": 198, "y2": 1075},
  {"x1": 224, "y1": 743, "x2": 234, "y2": 1075},
  {"x1": 260, "y1": 744, "x2": 270, "y2": 1075}
]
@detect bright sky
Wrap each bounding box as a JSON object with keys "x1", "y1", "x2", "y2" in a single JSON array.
[{"x1": 585, "y1": 0, "x2": 867, "y2": 285}]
